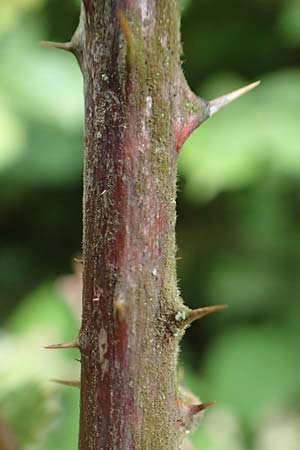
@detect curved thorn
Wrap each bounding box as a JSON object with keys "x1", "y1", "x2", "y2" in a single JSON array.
[
  {"x1": 208, "y1": 81, "x2": 260, "y2": 117},
  {"x1": 50, "y1": 379, "x2": 80, "y2": 388},
  {"x1": 74, "y1": 257, "x2": 83, "y2": 264},
  {"x1": 40, "y1": 41, "x2": 74, "y2": 53},
  {"x1": 45, "y1": 338, "x2": 80, "y2": 350},
  {"x1": 183, "y1": 304, "x2": 228, "y2": 327},
  {"x1": 190, "y1": 401, "x2": 216, "y2": 415}
]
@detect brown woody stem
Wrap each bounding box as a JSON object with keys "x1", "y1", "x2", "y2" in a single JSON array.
[
  {"x1": 69, "y1": 1, "x2": 236, "y2": 449},
  {"x1": 77, "y1": 1, "x2": 188, "y2": 449}
]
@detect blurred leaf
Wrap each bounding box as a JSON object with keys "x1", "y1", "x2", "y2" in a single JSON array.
[
  {"x1": 254, "y1": 411, "x2": 300, "y2": 450},
  {"x1": 8, "y1": 283, "x2": 77, "y2": 337},
  {"x1": 41, "y1": 389, "x2": 79, "y2": 450},
  {"x1": 0, "y1": 24, "x2": 83, "y2": 189},
  {"x1": 191, "y1": 428, "x2": 218, "y2": 450},
  {"x1": 192, "y1": 407, "x2": 246, "y2": 450},
  {"x1": 0, "y1": 94, "x2": 25, "y2": 170},
  {"x1": 2, "y1": 283, "x2": 78, "y2": 389},
  {"x1": 207, "y1": 256, "x2": 281, "y2": 315},
  {"x1": 182, "y1": 367, "x2": 246, "y2": 450},
  {"x1": 2, "y1": 121, "x2": 83, "y2": 189},
  {"x1": 180, "y1": 0, "x2": 192, "y2": 13},
  {"x1": 278, "y1": 0, "x2": 300, "y2": 46},
  {"x1": 0, "y1": 1, "x2": 43, "y2": 35},
  {"x1": 203, "y1": 326, "x2": 300, "y2": 424},
  {"x1": 0, "y1": 382, "x2": 57, "y2": 449},
  {"x1": 0, "y1": 24, "x2": 83, "y2": 132},
  {"x1": 0, "y1": 283, "x2": 79, "y2": 449},
  {"x1": 179, "y1": 70, "x2": 300, "y2": 201}
]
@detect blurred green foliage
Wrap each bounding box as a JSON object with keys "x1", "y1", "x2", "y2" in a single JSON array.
[{"x1": 0, "y1": 1, "x2": 300, "y2": 449}]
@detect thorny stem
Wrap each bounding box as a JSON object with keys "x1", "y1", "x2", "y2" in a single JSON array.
[{"x1": 43, "y1": 1, "x2": 259, "y2": 449}]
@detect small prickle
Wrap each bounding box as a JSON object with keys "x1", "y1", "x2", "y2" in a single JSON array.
[
  {"x1": 208, "y1": 81, "x2": 260, "y2": 117},
  {"x1": 45, "y1": 338, "x2": 80, "y2": 350},
  {"x1": 40, "y1": 41, "x2": 74, "y2": 53},
  {"x1": 176, "y1": 304, "x2": 228, "y2": 328},
  {"x1": 50, "y1": 379, "x2": 81, "y2": 388}
]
